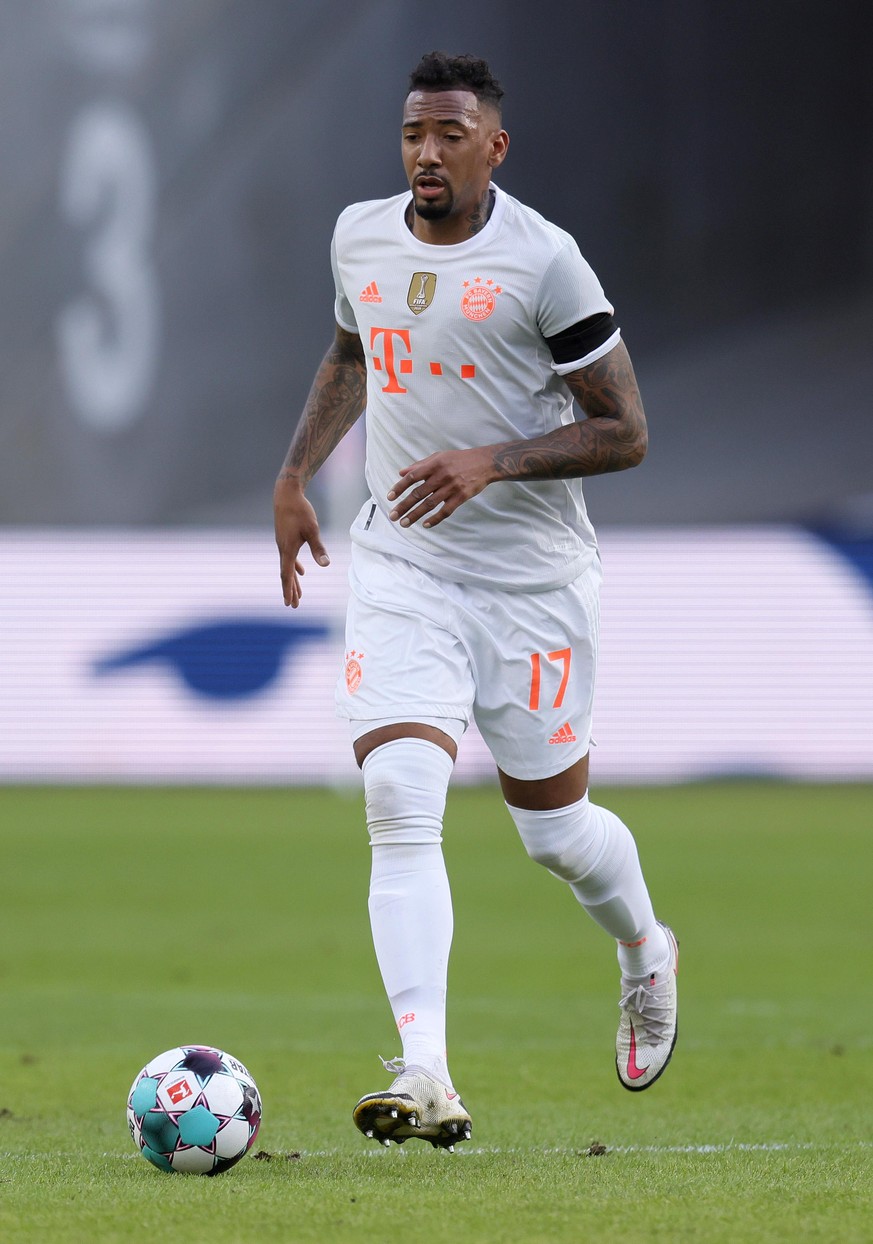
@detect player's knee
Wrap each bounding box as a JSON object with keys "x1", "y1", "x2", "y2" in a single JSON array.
[
  {"x1": 506, "y1": 796, "x2": 603, "y2": 882},
  {"x1": 522, "y1": 836, "x2": 588, "y2": 881},
  {"x1": 362, "y1": 738, "x2": 453, "y2": 847}
]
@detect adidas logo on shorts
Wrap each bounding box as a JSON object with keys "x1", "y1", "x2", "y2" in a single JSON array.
[{"x1": 548, "y1": 722, "x2": 576, "y2": 745}]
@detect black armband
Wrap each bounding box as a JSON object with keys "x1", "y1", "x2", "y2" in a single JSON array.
[{"x1": 545, "y1": 312, "x2": 618, "y2": 366}]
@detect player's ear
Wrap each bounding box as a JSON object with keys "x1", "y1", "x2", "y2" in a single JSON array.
[{"x1": 488, "y1": 129, "x2": 509, "y2": 168}]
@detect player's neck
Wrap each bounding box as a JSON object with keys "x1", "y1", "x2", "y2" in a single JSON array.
[{"x1": 406, "y1": 188, "x2": 495, "y2": 245}]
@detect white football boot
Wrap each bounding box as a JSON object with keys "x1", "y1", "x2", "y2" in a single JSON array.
[
  {"x1": 616, "y1": 922, "x2": 679, "y2": 1091},
  {"x1": 353, "y1": 1058, "x2": 472, "y2": 1150}
]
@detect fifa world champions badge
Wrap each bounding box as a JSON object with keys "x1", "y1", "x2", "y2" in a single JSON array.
[{"x1": 407, "y1": 272, "x2": 437, "y2": 315}]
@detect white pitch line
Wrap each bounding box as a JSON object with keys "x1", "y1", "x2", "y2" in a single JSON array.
[
  {"x1": 3, "y1": 1139, "x2": 871, "y2": 1163},
  {"x1": 369, "y1": 1140, "x2": 873, "y2": 1158}
]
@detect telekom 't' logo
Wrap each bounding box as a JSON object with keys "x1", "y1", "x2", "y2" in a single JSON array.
[
  {"x1": 368, "y1": 326, "x2": 477, "y2": 391},
  {"x1": 370, "y1": 327, "x2": 412, "y2": 393}
]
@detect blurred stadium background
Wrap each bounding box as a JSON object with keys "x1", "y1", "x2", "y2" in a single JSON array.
[{"x1": 2, "y1": 0, "x2": 872, "y2": 785}]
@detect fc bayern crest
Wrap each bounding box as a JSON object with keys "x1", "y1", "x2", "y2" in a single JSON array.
[
  {"x1": 407, "y1": 272, "x2": 437, "y2": 315},
  {"x1": 461, "y1": 277, "x2": 502, "y2": 321}
]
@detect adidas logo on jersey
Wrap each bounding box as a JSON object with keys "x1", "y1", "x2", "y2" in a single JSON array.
[
  {"x1": 548, "y1": 722, "x2": 577, "y2": 745},
  {"x1": 359, "y1": 281, "x2": 382, "y2": 303}
]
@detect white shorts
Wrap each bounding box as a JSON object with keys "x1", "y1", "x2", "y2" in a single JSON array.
[{"x1": 336, "y1": 544, "x2": 602, "y2": 780}]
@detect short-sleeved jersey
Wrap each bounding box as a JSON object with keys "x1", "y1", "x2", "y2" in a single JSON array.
[{"x1": 331, "y1": 183, "x2": 618, "y2": 592}]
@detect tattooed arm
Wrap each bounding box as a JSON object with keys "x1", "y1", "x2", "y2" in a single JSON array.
[
  {"x1": 274, "y1": 325, "x2": 367, "y2": 606},
  {"x1": 386, "y1": 339, "x2": 647, "y2": 530}
]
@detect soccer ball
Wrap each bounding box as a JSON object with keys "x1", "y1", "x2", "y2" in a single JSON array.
[{"x1": 127, "y1": 1045, "x2": 262, "y2": 1174}]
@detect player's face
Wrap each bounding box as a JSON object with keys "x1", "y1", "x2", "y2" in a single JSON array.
[{"x1": 401, "y1": 90, "x2": 508, "y2": 236}]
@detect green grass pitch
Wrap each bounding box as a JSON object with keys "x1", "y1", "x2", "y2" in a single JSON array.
[{"x1": 1, "y1": 782, "x2": 871, "y2": 1242}]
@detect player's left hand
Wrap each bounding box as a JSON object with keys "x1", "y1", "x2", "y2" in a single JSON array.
[{"x1": 387, "y1": 447, "x2": 496, "y2": 528}]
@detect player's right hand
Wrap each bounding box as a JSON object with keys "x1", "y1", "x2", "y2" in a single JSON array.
[{"x1": 273, "y1": 481, "x2": 330, "y2": 608}]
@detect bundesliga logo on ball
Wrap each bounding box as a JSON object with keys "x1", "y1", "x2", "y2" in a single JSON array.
[{"x1": 127, "y1": 1045, "x2": 262, "y2": 1174}]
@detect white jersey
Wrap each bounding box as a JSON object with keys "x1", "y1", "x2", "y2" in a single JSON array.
[{"x1": 331, "y1": 183, "x2": 618, "y2": 592}]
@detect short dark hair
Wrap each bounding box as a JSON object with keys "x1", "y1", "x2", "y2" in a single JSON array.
[{"x1": 407, "y1": 52, "x2": 504, "y2": 115}]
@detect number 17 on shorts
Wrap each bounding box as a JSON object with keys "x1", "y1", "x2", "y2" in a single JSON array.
[{"x1": 528, "y1": 648, "x2": 572, "y2": 712}]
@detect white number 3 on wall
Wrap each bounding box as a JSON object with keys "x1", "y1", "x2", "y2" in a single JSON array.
[{"x1": 57, "y1": 101, "x2": 161, "y2": 433}]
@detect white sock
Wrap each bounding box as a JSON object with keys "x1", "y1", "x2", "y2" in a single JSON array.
[
  {"x1": 363, "y1": 739, "x2": 455, "y2": 1087},
  {"x1": 506, "y1": 794, "x2": 670, "y2": 980}
]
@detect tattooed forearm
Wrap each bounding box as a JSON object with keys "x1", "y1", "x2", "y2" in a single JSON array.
[
  {"x1": 277, "y1": 330, "x2": 367, "y2": 487},
  {"x1": 493, "y1": 340, "x2": 647, "y2": 480}
]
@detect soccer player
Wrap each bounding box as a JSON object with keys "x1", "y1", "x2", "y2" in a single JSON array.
[{"x1": 274, "y1": 51, "x2": 678, "y2": 1149}]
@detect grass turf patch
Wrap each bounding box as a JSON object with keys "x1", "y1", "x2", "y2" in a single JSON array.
[{"x1": 1, "y1": 783, "x2": 871, "y2": 1241}]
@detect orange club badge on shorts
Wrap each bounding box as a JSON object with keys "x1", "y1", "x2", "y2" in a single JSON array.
[{"x1": 345, "y1": 650, "x2": 364, "y2": 694}]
